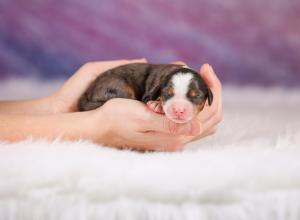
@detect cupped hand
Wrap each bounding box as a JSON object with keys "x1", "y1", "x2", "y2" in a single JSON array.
[
  {"x1": 182, "y1": 63, "x2": 223, "y2": 143},
  {"x1": 48, "y1": 59, "x2": 221, "y2": 150},
  {"x1": 80, "y1": 98, "x2": 200, "y2": 151},
  {"x1": 49, "y1": 59, "x2": 147, "y2": 114}
]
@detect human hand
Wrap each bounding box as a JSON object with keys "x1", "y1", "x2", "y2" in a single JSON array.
[
  {"x1": 49, "y1": 58, "x2": 147, "y2": 114},
  {"x1": 182, "y1": 63, "x2": 223, "y2": 143},
  {"x1": 145, "y1": 62, "x2": 222, "y2": 143},
  {"x1": 48, "y1": 59, "x2": 221, "y2": 150},
  {"x1": 79, "y1": 98, "x2": 200, "y2": 151}
]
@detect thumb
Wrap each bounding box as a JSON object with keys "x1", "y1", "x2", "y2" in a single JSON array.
[{"x1": 199, "y1": 63, "x2": 221, "y2": 90}]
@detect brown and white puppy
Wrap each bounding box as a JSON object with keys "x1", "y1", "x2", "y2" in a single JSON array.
[{"x1": 78, "y1": 63, "x2": 213, "y2": 123}]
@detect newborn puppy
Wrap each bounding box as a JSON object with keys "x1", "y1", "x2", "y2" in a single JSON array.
[{"x1": 78, "y1": 63, "x2": 213, "y2": 123}]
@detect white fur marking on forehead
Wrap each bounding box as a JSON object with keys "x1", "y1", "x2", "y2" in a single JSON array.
[{"x1": 171, "y1": 72, "x2": 193, "y2": 97}]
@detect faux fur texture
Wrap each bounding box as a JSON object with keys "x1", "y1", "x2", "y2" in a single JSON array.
[{"x1": 0, "y1": 79, "x2": 300, "y2": 220}]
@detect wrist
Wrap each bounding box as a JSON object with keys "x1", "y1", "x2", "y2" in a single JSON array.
[
  {"x1": 74, "y1": 109, "x2": 110, "y2": 144},
  {"x1": 0, "y1": 96, "x2": 57, "y2": 115},
  {"x1": 37, "y1": 95, "x2": 57, "y2": 115},
  {"x1": 47, "y1": 93, "x2": 64, "y2": 114},
  {"x1": 48, "y1": 92, "x2": 79, "y2": 114}
]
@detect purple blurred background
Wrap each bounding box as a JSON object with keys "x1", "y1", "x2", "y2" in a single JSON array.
[{"x1": 0, "y1": 0, "x2": 299, "y2": 86}]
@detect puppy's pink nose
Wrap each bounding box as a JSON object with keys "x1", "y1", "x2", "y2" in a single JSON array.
[{"x1": 172, "y1": 106, "x2": 187, "y2": 118}]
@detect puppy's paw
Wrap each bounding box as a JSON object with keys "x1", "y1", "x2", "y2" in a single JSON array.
[{"x1": 146, "y1": 101, "x2": 164, "y2": 114}]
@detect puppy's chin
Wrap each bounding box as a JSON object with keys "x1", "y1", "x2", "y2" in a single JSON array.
[{"x1": 167, "y1": 117, "x2": 193, "y2": 124}]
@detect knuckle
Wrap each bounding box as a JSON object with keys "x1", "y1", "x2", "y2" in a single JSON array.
[
  {"x1": 80, "y1": 62, "x2": 97, "y2": 73},
  {"x1": 82, "y1": 62, "x2": 94, "y2": 69}
]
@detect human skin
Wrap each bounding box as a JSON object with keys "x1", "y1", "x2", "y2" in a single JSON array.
[{"x1": 0, "y1": 59, "x2": 222, "y2": 151}]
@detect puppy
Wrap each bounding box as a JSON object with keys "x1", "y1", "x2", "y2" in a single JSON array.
[{"x1": 78, "y1": 63, "x2": 213, "y2": 123}]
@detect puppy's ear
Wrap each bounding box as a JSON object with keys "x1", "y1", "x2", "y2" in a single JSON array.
[
  {"x1": 207, "y1": 88, "x2": 213, "y2": 106},
  {"x1": 142, "y1": 85, "x2": 161, "y2": 103}
]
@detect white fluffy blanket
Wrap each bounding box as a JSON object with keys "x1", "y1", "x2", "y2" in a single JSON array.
[{"x1": 0, "y1": 79, "x2": 300, "y2": 220}]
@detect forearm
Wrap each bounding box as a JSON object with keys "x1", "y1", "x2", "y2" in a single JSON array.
[
  {"x1": 0, "y1": 112, "x2": 93, "y2": 142},
  {"x1": 0, "y1": 96, "x2": 54, "y2": 115}
]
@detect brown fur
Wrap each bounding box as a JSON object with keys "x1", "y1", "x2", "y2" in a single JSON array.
[{"x1": 78, "y1": 63, "x2": 212, "y2": 112}]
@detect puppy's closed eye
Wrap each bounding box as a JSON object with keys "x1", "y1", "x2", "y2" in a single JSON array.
[
  {"x1": 189, "y1": 89, "x2": 196, "y2": 97},
  {"x1": 189, "y1": 89, "x2": 202, "y2": 98}
]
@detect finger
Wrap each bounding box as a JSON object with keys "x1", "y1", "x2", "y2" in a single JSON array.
[
  {"x1": 84, "y1": 58, "x2": 148, "y2": 77},
  {"x1": 195, "y1": 99, "x2": 221, "y2": 134},
  {"x1": 145, "y1": 112, "x2": 200, "y2": 136},
  {"x1": 197, "y1": 64, "x2": 222, "y2": 123},
  {"x1": 196, "y1": 101, "x2": 217, "y2": 124},
  {"x1": 195, "y1": 109, "x2": 221, "y2": 139},
  {"x1": 192, "y1": 125, "x2": 218, "y2": 141},
  {"x1": 188, "y1": 98, "x2": 222, "y2": 142},
  {"x1": 73, "y1": 58, "x2": 147, "y2": 80},
  {"x1": 59, "y1": 58, "x2": 147, "y2": 99},
  {"x1": 146, "y1": 101, "x2": 164, "y2": 114},
  {"x1": 197, "y1": 95, "x2": 221, "y2": 124},
  {"x1": 153, "y1": 105, "x2": 164, "y2": 114},
  {"x1": 134, "y1": 132, "x2": 184, "y2": 152},
  {"x1": 183, "y1": 123, "x2": 218, "y2": 144},
  {"x1": 171, "y1": 61, "x2": 187, "y2": 66},
  {"x1": 199, "y1": 64, "x2": 221, "y2": 91},
  {"x1": 100, "y1": 129, "x2": 179, "y2": 152}
]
